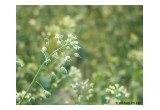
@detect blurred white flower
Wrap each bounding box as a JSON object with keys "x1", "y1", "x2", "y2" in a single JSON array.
[
  {"x1": 55, "y1": 34, "x2": 63, "y2": 40},
  {"x1": 74, "y1": 45, "x2": 81, "y2": 50},
  {"x1": 115, "y1": 83, "x2": 119, "y2": 88},
  {"x1": 105, "y1": 97, "x2": 110, "y2": 100},
  {"x1": 57, "y1": 40, "x2": 61, "y2": 45},
  {"x1": 109, "y1": 85, "x2": 115, "y2": 90},
  {"x1": 74, "y1": 53, "x2": 81, "y2": 58},
  {"x1": 29, "y1": 19, "x2": 36, "y2": 26},
  {"x1": 64, "y1": 56, "x2": 71, "y2": 61},
  {"x1": 68, "y1": 33, "x2": 73, "y2": 38},
  {"x1": 41, "y1": 47, "x2": 47, "y2": 53}
]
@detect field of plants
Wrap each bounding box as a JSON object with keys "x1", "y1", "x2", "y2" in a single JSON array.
[{"x1": 16, "y1": 5, "x2": 143, "y2": 105}]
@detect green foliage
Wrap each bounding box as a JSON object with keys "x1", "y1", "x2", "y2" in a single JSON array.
[{"x1": 16, "y1": 5, "x2": 143, "y2": 105}]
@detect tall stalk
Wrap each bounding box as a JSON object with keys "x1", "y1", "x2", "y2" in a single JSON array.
[{"x1": 18, "y1": 45, "x2": 65, "y2": 105}]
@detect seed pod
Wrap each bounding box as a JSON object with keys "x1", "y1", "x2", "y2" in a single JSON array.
[
  {"x1": 51, "y1": 72, "x2": 57, "y2": 81},
  {"x1": 44, "y1": 90, "x2": 51, "y2": 98},
  {"x1": 88, "y1": 89, "x2": 94, "y2": 94},
  {"x1": 86, "y1": 94, "x2": 93, "y2": 100},
  {"x1": 78, "y1": 94, "x2": 83, "y2": 102},
  {"x1": 64, "y1": 56, "x2": 71, "y2": 66},
  {"x1": 44, "y1": 37, "x2": 49, "y2": 42},
  {"x1": 16, "y1": 61, "x2": 22, "y2": 67},
  {"x1": 30, "y1": 97, "x2": 35, "y2": 104},
  {"x1": 44, "y1": 38, "x2": 49, "y2": 45},
  {"x1": 66, "y1": 59, "x2": 71, "y2": 66},
  {"x1": 60, "y1": 66, "x2": 67, "y2": 75}
]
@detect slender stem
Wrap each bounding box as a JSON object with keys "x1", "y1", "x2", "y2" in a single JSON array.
[
  {"x1": 18, "y1": 45, "x2": 66, "y2": 105},
  {"x1": 55, "y1": 75, "x2": 67, "y2": 85},
  {"x1": 36, "y1": 81, "x2": 45, "y2": 90}
]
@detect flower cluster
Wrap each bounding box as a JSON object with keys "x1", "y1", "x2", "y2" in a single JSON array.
[
  {"x1": 55, "y1": 33, "x2": 81, "y2": 50},
  {"x1": 41, "y1": 33, "x2": 81, "y2": 65},
  {"x1": 71, "y1": 79, "x2": 94, "y2": 104},
  {"x1": 105, "y1": 83, "x2": 129, "y2": 104},
  {"x1": 16, "y1": 33, "x2": 81, "y2": 105},
  {"x1": 16, "y1": 91, "x2": 35, "y2": 104},
  {"x1": 37, "y1": 33, "x2": 81, "y2": 103}
]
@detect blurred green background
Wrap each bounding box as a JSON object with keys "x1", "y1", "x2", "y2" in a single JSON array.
[{"x1": 16, "y1": 5, "x2": 143, "y2": 105}]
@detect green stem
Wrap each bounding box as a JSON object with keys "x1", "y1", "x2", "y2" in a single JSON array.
[
  {"x1": 18, "y1": 45, "x2": 66, "y2": 105},
  {"x1": 36, "y1": 81, "x2": 45, "y2": 90}
]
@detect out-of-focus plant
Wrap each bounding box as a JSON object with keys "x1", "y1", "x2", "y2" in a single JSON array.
[
  {"x1": 16, "y1": 5, "x2": 143, "y2": 105},
  {"x1": 16, "y1": 33, "x2": 81, "y2": 105},
  {"x1": 105, "y1": 84, "x2": 129, "y2": 104}
]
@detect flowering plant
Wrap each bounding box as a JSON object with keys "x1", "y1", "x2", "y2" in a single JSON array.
[{"x1": 16, "y1": 33, "x2": 81, "y2": 105}]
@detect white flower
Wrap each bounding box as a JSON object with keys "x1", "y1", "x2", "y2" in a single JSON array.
[
  {"x1": 109, "y1": 85, "x2": 115, "y2": 90},
  {"x1": 115, "y1": 83, "x2": 119, "y2": 88},
  {"x1": 57, "y1": 40, "x2": 61, "y2": 45},
  {"x1": 73, "y1": 41, "x2": 78, "y2": 45},
  {"x1": 74, "y1": 45, "x2": 81, "y2": 50},
  {"x1": 106, "y1": 88, "x2": 110, "y2": 92},
  {"x1": 82, "y1": 86, "x2": 85, "y2": 89},
  {"x1": 75, "y1": 82, "x2": 79, "y2": 86},
  {"x1": 72, "y1": 36, "x2": 77, "y2": 39},
  {"x1": 41, "y1": 47, "x2": 47, "y2": 53},
  {"x1": 105, "y1": 97, "x2": 110, "y2": 100},
  {"x1": 74, "y1": 53, "x2": 81, "y2": 58},
  {"x1": 55, "y1": 34, "x2": 63, "y2": 40},
  {"x1": 55, "y1": 34, "x2": 60, "y2": 39},
  {"x1": 110, "y1": 90, "x2": 115, "y2": 94},
  {"x1": 71, "y1": 41, "x2": 78, "y2": 45},
  {"x1": 68, "y1": 33, "x2": 73, "y2": 38},
  {"x1": 68, "y1": 33, "x2": 77, "y2": 39},
  {"x1": 118, "y1": 86, "x2": 124, "y2": 91},
  {"x1": 64, "y1": 56, "x2": 71, "y2": 61},
  {"x1": 125, "y1": 93, "x2": 130, "y2": 97},
  {"x1": 116, "y1": 93, "x2": 121, "y2": 97}
]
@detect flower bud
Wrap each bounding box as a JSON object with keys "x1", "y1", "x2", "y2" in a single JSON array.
[
  {"x1": 60, "y1": 66, "x2": 67, "y2": 75},
  {"x1": 44, "y1": 90, "x2": 51, "y2": 98},
  {"x1": 16, "y1": 61, "x2": 22, "y2": 67},
  {"x1": 74, "y1": 53, "x2": 81, "y2": 58},
  {"x1": 78, "y1": 94, "x2": 83, "y2": 102},
  {"x1": 65, "y1": 56, "x2": 71, "y2": 65},
  {"x1": 51, "y1": 72, "x2": 57, "y2": 81},
  {"x1": 30, "y1": 97, "x2": 35, "y2": 104},
  {"x1": 44, "y1": 37, "x2": 49, "y2": 42},
  {"x1": 41, "y1": 47, "x2": 47, "y2": 53}
]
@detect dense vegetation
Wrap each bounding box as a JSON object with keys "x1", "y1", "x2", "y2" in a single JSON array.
[{"x1": 16, "y1": 5, "x2": 143, "y2": 105}]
